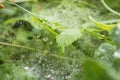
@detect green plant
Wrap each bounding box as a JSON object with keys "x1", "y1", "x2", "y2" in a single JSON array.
[{"x1": 1, "y1": 0, "x2": 120, "y2": 80}]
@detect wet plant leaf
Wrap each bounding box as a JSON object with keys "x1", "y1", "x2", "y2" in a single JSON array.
[
  {"x1": 56, "y1": 28, "x2": 81, "y2": 48},
  {"x1": 110, "y1": 24, "x2": 120, "y2": 48}
]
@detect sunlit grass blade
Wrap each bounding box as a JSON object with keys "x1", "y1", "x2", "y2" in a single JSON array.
[
  {"x1": 89, "y1": 16, "x2": 116, "y2": 31},
  {"x1": 32, "y1": 17, "x2": 58, "y2": 36}
]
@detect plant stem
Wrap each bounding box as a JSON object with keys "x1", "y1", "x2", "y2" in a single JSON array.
[
  {"x1": 101, "y1": 0, "x2": 120, "y2": 16},
  {"x1": 0, "y1": 42, "x2": 37, "y2": 51}
]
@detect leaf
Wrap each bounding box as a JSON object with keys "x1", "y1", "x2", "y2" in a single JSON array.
[
  {"x1": 110, "y1": 24, "x2": 120, "y2": 48},
  {"x1": 95, "y1": 43, "x2": 115, "y2": 57},
  {"x1": 13, "y1": 3, "x2": 59, "y2": 36},
  {"x1": 83, "y1": 58, "x2": 116, "y2": 80},
  {"x1": 89, "y1": 16, "x2": 116, "y2": 31},
  {"x1": 94, "y1": 43, "x2": 115, "y2": 65},
  {"x1": 5, "y1": 18, "x2": 23, "y2": 25},
  {"x1": 56, "y1": 28, "x2": 81, "y2": 48}
]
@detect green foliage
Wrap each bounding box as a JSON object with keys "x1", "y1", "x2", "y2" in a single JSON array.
[
  {"x1": 83, "y1": 58, "x2": 116, "y2": 80},
  {"x1": 0, "y1": 63, "x2": 35, "y2": 80},
  {"x1": 56, "y1": 28, "x2": 81, "y2": 48},
  {"x1": 110, "y1": 24, "x2": 120, "y2": 49},
  {"x1": 0, "y1": 0, "x2": 120, "y2": 80},
  {"x1": 94, "y1": 43, "x2": 116, "y2": 66}
]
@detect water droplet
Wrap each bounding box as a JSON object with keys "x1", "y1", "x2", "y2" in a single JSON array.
[{"x1": 114, "y1": 51, "x2": 120, "y2": 58}]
